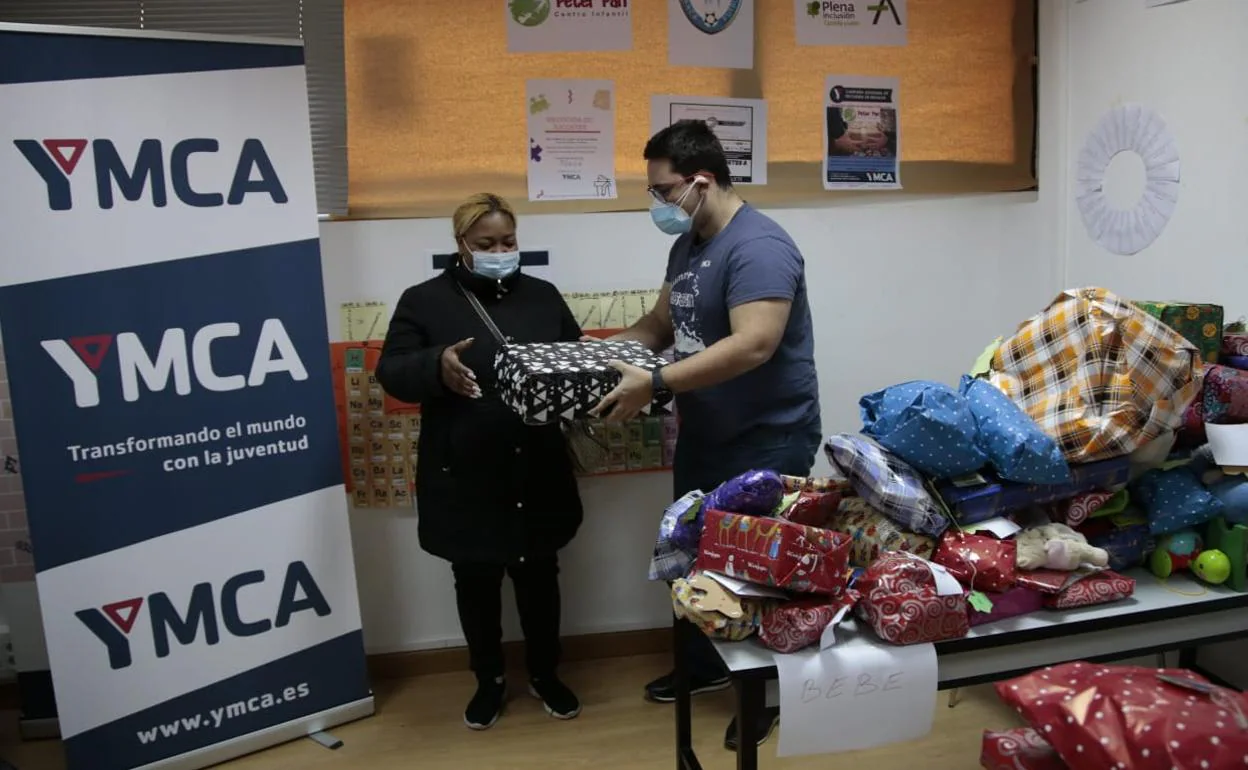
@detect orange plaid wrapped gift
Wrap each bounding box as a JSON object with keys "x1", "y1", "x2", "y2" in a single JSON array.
[{"x1": 988, "y1": 287, "x2": 1201, "y2": 463}]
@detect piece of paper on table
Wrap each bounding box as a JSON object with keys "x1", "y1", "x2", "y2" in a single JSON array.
[
  {"x1": 650, "y1": 95, "x2": 768, "y2": 185},
  {"x1": 526, "y1": 79, "x2": 617, "y2": 202},
  {"x1": 964, "y1": 517, "x2": 1022, "y2": 538},
  {"x1": 818, "y1": 605, "x2": 853, "y2": 650},
  {"x1": 667, "y1": 0, "x2": 754, "y2": 69},
  {"x1": 775, "y1": 627, "x2": 937, "y2": 757},
  {"x1": 703, "y1": 571, "x2": 789, "y2": 600},
  {"x1": 1206, "y1": 424, "x2": 1248, "y2": 468}
]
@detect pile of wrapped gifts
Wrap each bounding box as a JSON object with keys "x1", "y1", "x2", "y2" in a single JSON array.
[
  {"x1": 981, "y1": 661, "x2": 1248, "y2": 769},
  {"x1": 644, "y1": 287, "x2": 1248, "y2": 653}
]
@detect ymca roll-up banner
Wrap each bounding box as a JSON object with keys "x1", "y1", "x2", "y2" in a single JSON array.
[{"x1": 0, "y1": 23, "x2": 373, "y2": 770}]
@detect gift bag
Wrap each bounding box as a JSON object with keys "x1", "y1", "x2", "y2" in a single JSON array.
[
  {"x1": 990, "y1": 288, "x2": 1201, "y2": 463},
  {"x1": 932, "y1": 530, "x2": 1018, "y2": 592},
  {"x1": 1042, "y1": 570, "x2": 1135, "y2": 609},
  {"x1": 825, "y1": 433, "x2": 951, "y2": 537},
  {"x1": 859, "y1": 380, "x2": 987, "y2": 478},
  {"x1": 980, "y1": 728, "x2": 1067, "y2": 770},
  {"x1": 830, "y1": 497, "x2": 937, "y2": 568},
  {"x1": 696, "y1": 509, "x2": 852, "y2": 595},
  {"x1": 494, "y1": 340, "x2": 672, "y2": 425},
  {"x1": 758, "y1": 593, "x2": 859, "y2": 654},
  {"x1": 995, "y1": 662, "x2": 1248, "y2": 770},
  {"x1": 855, "y1": 553, "x2": 970, "y2": 645},
  {"x1": 968, "y1": 586, "x2": 1045, "y2": 626}
]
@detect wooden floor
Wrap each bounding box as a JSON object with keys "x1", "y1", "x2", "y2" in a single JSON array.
[{"x1": 0, "y1": 653, "x2": 1022, "y2": 769}]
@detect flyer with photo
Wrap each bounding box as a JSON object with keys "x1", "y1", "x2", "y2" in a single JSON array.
[{"x1": 822, "y1": 76, "x2": 901, "y2": 190}]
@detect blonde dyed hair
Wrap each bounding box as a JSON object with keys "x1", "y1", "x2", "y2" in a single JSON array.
[{"x1": 452, "y1": 193, "x2": 517, "y2": 241}]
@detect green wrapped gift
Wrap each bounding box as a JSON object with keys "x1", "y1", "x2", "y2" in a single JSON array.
[{"x1": 1132, "y1": 300, "x2": 1224, "y2": 365}]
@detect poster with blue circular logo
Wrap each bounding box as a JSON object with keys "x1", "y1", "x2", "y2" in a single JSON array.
[{"x1": 668, "y1": 0, "x2": 754, "y2": 69}]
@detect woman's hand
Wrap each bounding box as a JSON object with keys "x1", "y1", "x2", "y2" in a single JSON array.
[{"x1": 440, "y1": 338, "x2": 481, "y2": 399}]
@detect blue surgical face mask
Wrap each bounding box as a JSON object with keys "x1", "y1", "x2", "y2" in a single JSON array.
[
  {"x1": 649, "y1": 180, "x2": 703, "y2": 236},
  {"x1": 468, "y1": 249, "x2": 520, "y2": 280}
]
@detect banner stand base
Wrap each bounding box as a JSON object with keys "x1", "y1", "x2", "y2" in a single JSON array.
[
  {"x1": 18, "y1": 717, "x2": 59, "y2": 741},
  {"x1": 129, "y1": 696, "x2": 375, "y2": 770}
]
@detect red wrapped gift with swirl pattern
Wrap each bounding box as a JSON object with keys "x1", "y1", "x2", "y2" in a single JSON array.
[
  {"x1": 995, "y1": 662, "x2": 1248, "y2": 770},
  {"x1": 758, "y1": 592, "x2": 860, "y2": 653},
  {"x1": 855, "y1": 553, "x2": 970, "y2": 645},
  {"x1": 1041, "y1": 570, "x2": 1134, "y2": 609},
  {"x1": 932, "y1": 530, "x2": 1017, "y2": 592},
  {"x1": 980, "y1": 727, "x2": 1067, "y2": 769}
]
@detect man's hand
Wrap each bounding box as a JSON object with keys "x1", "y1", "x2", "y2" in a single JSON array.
[
  {"x1": 578, "y1": 335, "x2": 600, "y2": 343},
  {"x1": 440, "y1": 338, "x2": 481, "y2": 399},
  {"x1": 590, "y1": 361, "x2": 653, "y2": 423}
]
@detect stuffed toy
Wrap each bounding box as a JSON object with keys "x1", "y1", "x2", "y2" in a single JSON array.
[{"x1": 1015, "y1": 523, "x2": 1110, "y2": 571}]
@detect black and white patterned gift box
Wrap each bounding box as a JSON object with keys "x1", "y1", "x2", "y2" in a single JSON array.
[{"x1": 494, "y1": 341, "x2": 674, "y2": 425}]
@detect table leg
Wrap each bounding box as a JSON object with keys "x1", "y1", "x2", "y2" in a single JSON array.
[
  {"x1": 674, "y1": 618, "x2": 693, "y2": 770},
  {"x1": 1179, "y1": 646, "x2": 1198, "y2": 670},
  {"x1": 735, "y1": 676, "x2": 764, "y2": 770}
]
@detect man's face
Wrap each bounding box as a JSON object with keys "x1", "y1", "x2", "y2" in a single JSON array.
[{"x1": 646, "y1": 159, "x2": 691, "y2": 205}]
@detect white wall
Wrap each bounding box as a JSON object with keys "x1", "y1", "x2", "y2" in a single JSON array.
[
  {"x1": 319, "y1": 1, "x2": 1070, "y2": 655},
  {"x1": 1058, "y1": 0, "x2": 1248, "y2": 684}
]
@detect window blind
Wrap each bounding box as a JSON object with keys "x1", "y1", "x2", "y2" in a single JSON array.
[{"x1": 0, "y1": 0, "x2": 348, "y2": 216}]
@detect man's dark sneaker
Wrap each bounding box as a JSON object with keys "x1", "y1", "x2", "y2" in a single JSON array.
[
  {"x1": 723, "y1": 707, "x2": 780, "y2": 751},
  {"x1": 464, "y1": 676, "x2": 507, "y2": 730},
  {"x1": 644, "y1": 670, "x2": 731, "y2": 703},
  {"x1": 529, "y1": 676, "x2": 582, "y2": 720}
]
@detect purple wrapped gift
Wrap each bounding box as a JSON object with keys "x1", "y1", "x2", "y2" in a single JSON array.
[
  {"x1": 968, "y1": 586, "x2": 1046, "y2": 627},
  {"x1": 703, "y1": 470, "x2": 784, "y2": 517}
]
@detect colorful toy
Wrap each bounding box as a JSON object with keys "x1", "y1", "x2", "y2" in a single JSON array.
[
  {"x1": 1016, "y1": 523, "x2": 1109, "y2": 571},
  {"x1": 1150, "y1": 530, "x2": 1231, "y2": 585},
  {"x1": 1206, "y1": 517, "x2": 1247, "y2": 591}
]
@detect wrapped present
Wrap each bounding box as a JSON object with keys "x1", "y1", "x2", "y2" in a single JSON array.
[
  {"x1": 703, "y1": 470, "x2": 785, "y2": 516},
  {"x1": 1202, "y1": 364, "x2": 1248, "y2": 424},
  {"x1": 1015, "y1": 568, "x2": 1072, "y2": 594},
  {"x1": 932, "y1": 530, "x2": 1017, "y2": 592},
  {"x1": 780, "y1": 490, "x2": 842, "y2": 528},
  {"x1": 494, "y1": 340, "x2": 672, "y2": 425},
  {"x1": 990, "y1": 288, "x2": 1201, "y2": 463},
  {"x1": 996, "y1": 662, "x2": 1248, "y2": 770},
  {"x1": 825, "y1": 433, "x2": 951, "y2": 537},
  {"x1": 649, "y1": 490, "x2": 705, "y2": 581},
  {"x1": 1133, "y1": 466, "x2": 1225, "y2": 535},
  {"x1": 934, "y1": 456, "x2": 1131, "y2": 525},
  {"x1": 1224, "y1": 330, "x2": 1248, "y2": 357},
  {"x1": 1055, "y1": 491, "x2": 1114, "y2": 528},
  {"x1": 855, "y1": 553, "x2": 970, "y2": 645},
  {"x1": 968, "y1": 586, "x2": 1045, "y2": 626},
  {"x1": 860, "y1": 380, "x2": 987, "y2": 478},
  {"x1": 1080, "y1": 519, "x2": 1153, "y2": 571},
  {"x1": 830, "y1": 497, "x2": 937, "y2": 568},
  {"x1": 1042, "y1": 569, "x2": 1134, "y2": 609},
  {"x1": 1134, "y1": 300, "x2": 1223, "y2": 365},
  {"x1": 672, "y1": 572, "x2": 766, "y2": 641},
  {"x1": 980, "y1": 727, "x2": 1067, "y2": 770},
  {"x1": 1223, "y1": 354, "x2": 1248, "y2": 370},
  {"x1": 696, "y1": 509, "x2": 852, "y2": 595},
  {"x1": 758, "y1": 593, "x2": 859, "y2": 654},
  {"x1": 781, "y1": 473, "x2": 854, "y2": 496},
  {"x1": 960, "y1": 375, "x2": 1072, "y2": 485}
]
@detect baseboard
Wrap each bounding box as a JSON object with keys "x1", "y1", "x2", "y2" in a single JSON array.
[{"x1": 367, "y1": 626, "x2": 672, "y2": 680}]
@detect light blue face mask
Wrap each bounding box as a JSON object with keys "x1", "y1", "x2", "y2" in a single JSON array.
[
  {"x1": 468, "y1": 249, "x2": 520, "y2": 280},
  {"x1": 649, "y1": 181, "x2": 703, "y2": 236}
]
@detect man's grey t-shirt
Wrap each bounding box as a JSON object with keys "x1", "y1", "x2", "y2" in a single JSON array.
[{"x1": 664, "y1": 204, "x2": 821, "y2": 446}]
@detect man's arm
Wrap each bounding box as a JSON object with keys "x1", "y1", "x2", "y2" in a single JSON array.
[
  {"x1": 660, "y1": 298, "x2": 791, "y2": 393},
  {"x1": 608, "y1": 282, "x2": 674, "y2": 353}
]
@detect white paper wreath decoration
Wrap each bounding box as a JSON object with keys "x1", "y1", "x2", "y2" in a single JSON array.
[{"x1": 1075, "y1": 103, "x2": 1180, "y2": 256}]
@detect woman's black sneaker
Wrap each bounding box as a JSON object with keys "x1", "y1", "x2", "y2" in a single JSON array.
[
  {"x1": 529, "y1": 676, "x2": 582, "y2": 719},
  {"x1": 464, "y1": 676, "x2": 507, "y2": 730},
  {"x1": 644, "y1": 671, "x2": 731, "y2": 703}
]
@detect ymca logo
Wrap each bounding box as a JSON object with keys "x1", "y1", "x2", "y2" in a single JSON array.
[
  {"x1": 12, "y1": 138, "x2": 287, "y2": 212},
  {"x1": 76, "y1": 561, "x2": 331, "y2": 671},
  {"x1": 41, "y1": 319, "x2": 308, "y2": 409}
]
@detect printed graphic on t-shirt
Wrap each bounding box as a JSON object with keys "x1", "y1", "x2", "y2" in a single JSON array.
[{"x1": 669, "y1": 267, "x2": 705, "y2": 358}]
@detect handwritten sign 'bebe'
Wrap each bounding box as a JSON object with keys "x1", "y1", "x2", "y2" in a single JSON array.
[{"x1": 774, "y1": 627, "x2": 939, "y2": 758}]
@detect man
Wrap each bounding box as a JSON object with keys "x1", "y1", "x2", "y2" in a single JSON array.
[{"x1": 590, "y1": 120, "x2": 822, "y2": 751}]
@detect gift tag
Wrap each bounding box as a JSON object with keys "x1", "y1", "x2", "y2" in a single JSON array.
[
  {"x1": 967, "y1": 590, "x2": 995, "y2": 613},
  {"x1": 819, "y1": 604, "x2": 853, "y2": 650},
  {"x1": 964, "y1": 517, "x2": 1021, "y2": 538},
  {"x1": 924, "y1": 561, "x2": 966, "y2": 597}
]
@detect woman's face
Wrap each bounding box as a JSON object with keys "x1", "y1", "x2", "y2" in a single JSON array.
[{"x1": 460, "y1": 212, "x2": 518, "y2": 269}]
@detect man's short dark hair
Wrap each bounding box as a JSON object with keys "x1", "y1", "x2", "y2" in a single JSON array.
[{"x1": 643, "y1": 120, "x2": 732, "y2": 188}]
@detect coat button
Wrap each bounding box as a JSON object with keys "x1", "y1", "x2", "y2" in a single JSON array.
[
  {"x1": 515, "y1": 447, "x2": 522, "y2": 454},
  {"x1": 516, "y1": 502, "x2": 524, "y2": 509}
]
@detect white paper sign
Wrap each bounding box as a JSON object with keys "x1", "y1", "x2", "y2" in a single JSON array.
[
  {"x1": 668, "y1": 0, "x2": 754, "y2": 70},
  {"x1": 775, "y1": 628, "x2": 937, "y2": 757},
  {"x1": 525, "y1": 79, "x2": 618, "y2": 202},
  {"x1": 823, "y1": 75, "x2": 901, "y2": 190},
  {"x1": 506, "y1": 0, "x2": 632, "y2": 52},
  {"x1": 1206, "y1": 424, "x2": 1248, "y2": 468},
  {"x1": 794, "y1": 0, "x2": 907, "y2": 47},
  {"x1": 650, "y1": 95, "x2": 768, "y2": 184}
]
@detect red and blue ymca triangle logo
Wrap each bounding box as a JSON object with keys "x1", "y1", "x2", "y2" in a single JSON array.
[
  {"x1": 40, "y1": 139, "x2": 88, "y2": 176},
  {"x1": 102, "y1": 598, "x2": 143, "y2": 634}
]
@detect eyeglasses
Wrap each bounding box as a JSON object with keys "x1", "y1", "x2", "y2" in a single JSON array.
[{"x1": 646, "y1": 177, "x2": 692, "y2": 204}]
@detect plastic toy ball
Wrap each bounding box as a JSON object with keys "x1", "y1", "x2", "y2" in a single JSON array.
[
  {"x1": 1193, "y1": 549, "x2": 1232, "y2": 585},
  {"x1": 1150, "y1": 548, "x2": 1176, "y2": 579}
]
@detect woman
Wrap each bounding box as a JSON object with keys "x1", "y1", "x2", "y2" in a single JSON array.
[{"x1": 376, "y1": 193, "x2": 584, "y2": 730}]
